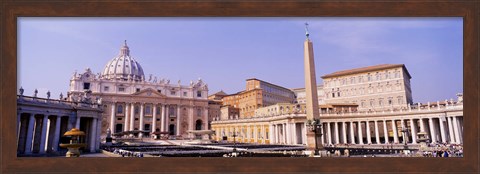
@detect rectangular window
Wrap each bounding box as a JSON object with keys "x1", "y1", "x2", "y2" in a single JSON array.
[
  {"x1": 183, "y1": 92, "x2": 187, "y2": 96},
  {"x1": 157, "y1": 89, "x2": 162, "y2": 93},
  {"x1": 134, "y1": 106, "x2": 139, "y2": 114},
  {"x1": 145, "y1": 106, "x2": 151, "y2": 115},
  {"x1": 171, "y1": 91, "x2": 176, "y2": 95},
  {"x1": 136, "y1": 88, "x2": 140, "y2": 92},
  {"x1": 156, "y1": 107, "x2": 160, "y2": 114},
  {"x1": 83, "y1": 83, "x2": 90, "y2": 90},
  {"x1": 197, "y1": 91, "x2": 202, "y2": 97},
  {"x1": 118, "y1": 87, "x2": 125, "y2": 92},
  {"x1": 104, "y1": 86, "x2": 109, "y2": 91}
]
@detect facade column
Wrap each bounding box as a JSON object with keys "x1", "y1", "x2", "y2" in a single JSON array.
[
  {"x1": 383, "y1": 120, "x2": 388, "y2": 144},
  {"x1": 160, "y1": 104, "x2": 166, "y2": 132},
  {"x1": 428, "y1": 118, "x2": 437, "y2": 143},
  {"x1": 110, "y1": 102, "x2": 116, "y2": 132},
  {"x1": 410, "y1": 119, "x2": 417, "y2": 144},
  {"x1": 319, "y1": 123, "x2": 324, "y2": 145},
  {"x1": 302, "y1": 123, "x2": 306, "y2": 145},
  {"x1": 152, "y1": 104, "x2": 157, "y2": 133},
  {"x1": 139, "y1": 103, "x2": 144, "y2": 137},
  {"x1": 357, "y1": 121, "x2": 363, "y2": 144},
  {"x1": 89, "y1": 118, "x2": 98, "y2": 152},
  {"x1": 188, "y1": 106, "x2": 194, "y2": 132},
  {"x1": 284, "y1": 123, "x2": 289, "y2": 144},
  {"x1": 176, "y1": 105, "x2": 181, "y2": 136},
  {"x1": 327, "y1": 122, "x2": 332, "y2": 145},
  {"x1": 374, "y1": 120, "x2": 380, "y2": 144},
  {"x1": 129, "y1": 103, "x2": 135, "y2": 131},
  {"x1": 52, "y1": 116, "x2": 62, "y2": 152},
  {"x1": 342, "y1": 122, "x2": 347, "y2": 144},
  {"x1": 124, "y1": 103, "x2": 130, "y2": 132},
  {"x1": 39, "y1": 115, "x2": 49, "y2": 153},
  {"x1": 25, "y1": 115, "x2": 36, "y2": 154},
  {"x1": 452, "y1": 116, "x2": 461, "y2": 144},
  {"x1": 350, "y1": 122, "x2": 355, "y2": 144},
  {"x1": 334, "y1": 122, "x2": 340, "y2": 144},
  {"x1": 392, "y1": 120, "x2": 399, "y2": 143},
  {"x1": 366, "y1": 121, "x2": 372, "y2": 144},
  {"x1": 439, "y1": 117, "x2": 446, "y2": 143},
  {"x1": 447, "y1": 117, "x2": 455, "y2": 143},
  {"x1": 204, "y1": 107, "x2": 209, "y2": 130}
]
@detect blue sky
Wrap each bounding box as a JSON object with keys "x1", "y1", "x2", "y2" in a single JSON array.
[{"x1": 18, "y1": 17, "x2": 463, "y2": 103}]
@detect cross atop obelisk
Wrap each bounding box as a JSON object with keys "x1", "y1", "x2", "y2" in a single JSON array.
[{"x1": 303, "y1": 23, "x2": 322, "y2": 152}]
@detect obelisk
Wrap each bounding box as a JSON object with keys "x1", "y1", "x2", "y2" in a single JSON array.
[{"x1": 303, "y1": 23, "x2": 322, "y2": 153}]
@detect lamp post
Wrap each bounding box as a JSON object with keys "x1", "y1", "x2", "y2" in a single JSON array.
[
  {"x1": 232, "y1": 127, "x2": 237, "y2": 153},
  {"x1": 307, "y1": 119, "x2": 322, "y2": 155}
]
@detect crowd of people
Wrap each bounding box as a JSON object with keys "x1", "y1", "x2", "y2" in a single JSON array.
[{"x1": 102, "y1": 147, "x2": 145, "y2": 157}]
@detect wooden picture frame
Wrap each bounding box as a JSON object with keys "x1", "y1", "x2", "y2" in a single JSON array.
[{"x1": 1, "y1": 0, "x2": 478, "y2": 173}]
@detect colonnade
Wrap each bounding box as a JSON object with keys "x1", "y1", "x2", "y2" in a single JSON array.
[
  {"x1": 110, "y1": 102, "x2": 209, "y2": 137},
  {"x1": 320, "y1": 115, "x2": 463, "y2": 145},
  {"x1": 270, "y1": 122, "x2": 306, "y2": 145},
  {"x1": 213, "y1": 124, "x2": 270, "y2": 144},
  {"x1": 17, "y1": 112, "x2": 100, "y2": 154}
]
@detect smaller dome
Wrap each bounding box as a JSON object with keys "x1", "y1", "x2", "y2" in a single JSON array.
[{"x1": 102, "y1": 40, "x2": 145, "y2": 81}]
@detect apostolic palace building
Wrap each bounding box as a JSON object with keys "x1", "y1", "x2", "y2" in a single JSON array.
[{"x1": 17, "y1": 31, "x2": 463, "y2": 156}]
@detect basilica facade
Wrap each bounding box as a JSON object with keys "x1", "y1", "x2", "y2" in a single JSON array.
[{"x1": 68, "y1": 41, "x2": 210, "y2": 138}]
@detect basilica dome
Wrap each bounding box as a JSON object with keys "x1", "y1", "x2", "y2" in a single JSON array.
[{"x1": 102, "y1": 41, "x2": 145, "y2": 81}]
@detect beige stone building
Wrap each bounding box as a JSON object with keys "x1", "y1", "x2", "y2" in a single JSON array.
[
  {"x1": 221, "y1": 78, "x2": 295, "y2": 118},
  {"x1": 322, "y1": 64, "x2": 413, "y2": 112},
  {"x1": 68, "y1": 41, "x2": 210, "y2": 139}
]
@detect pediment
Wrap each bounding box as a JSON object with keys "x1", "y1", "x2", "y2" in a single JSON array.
[{"x1": 132, "y1": 88, "x2": 166, "y2": 98}]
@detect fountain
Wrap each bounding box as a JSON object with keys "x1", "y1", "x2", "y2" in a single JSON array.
[{"x1": 59, "y1": 128, "x2": 86, "y2": 157}]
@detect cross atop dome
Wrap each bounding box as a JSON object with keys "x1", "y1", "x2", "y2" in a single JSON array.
[{"x1": 120, "y1": 40, "x2": 130, "y2": 56}]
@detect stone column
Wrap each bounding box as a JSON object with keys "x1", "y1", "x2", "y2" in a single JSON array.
[
  {"x1": 366, "y1": 121, "x2": 372, "y2": 144},
  {"x1": 124, "y1": 103, "x2": 130, "y2": 132},
  {"x1": 327, "y1": 122, "x2": 332, "y2": 145},
  {"x1": 25, "y1": 115, "x2": 36, "y2": 154},
  {"x1": 383, "y1": 120, "x2": 388, "y2": 144},
  {"x1": 52, "y1": 116, "x2": 62, "y2": 151},
  {"x1": 129, "y1": 103, "x2": 135, "y2": 131},
  {"x1": 139, "y1": 103, "x2": 144, "y2": 137},
  {"x1": 89, "y1": 118, "x2": 98, "y2": 152},
  {"x1": 269, "y1": 124, "x2": 274, "y2": 144},
  {"x1": 176, "y1": 105, "x2": 181, "y2": 136},
  {"x1": 39, "y1": 115, "x2": 49, "y2": 153},
  {"x1": 428, "y1": 118, "x2": 437, "y2": 143},
  {"x1": 75, "y1": 116, "x2": 81, "y2": 129},
  {"x1": 152, "y1": 104, "x2": 157, "y2": 133},
  {"x1": 334, "y1": 122, "x2": 340, "y2": 144},
  {"x1": 342, "y1": 122, "x2": 347, "y2": 144},
  {"x1": 392, "y1": 120, "x2": 399, "y2": 143},
  {"x1": 160, "y1": 104, "x2": 166, "y2": 132},
  {"x1": 439, "y1": 117, "x2": 446, "y2": 143},
  {"x1": 447, "y1": 117, "x2": 455, "y2": 143},
  {"x1": 357, "y1": 121, "x2": 363, "y2": 144},
  {"x1": 110, "y1": 102, "x2": 116, "y2": 132},
  {"x1": 419, "y1": 118, "x2": 426, "y2": 132},
  {"x1": 188, "y1": 106, "x2": 194, "y2": 134},
  {"x1": 410, "y1": 119, "x2": 417, "y2": 144},
  {"x1": 350, "y1": 122, "x2": 355, "y2": 144},
  {"x1": 374, "y1": 120, "x2": 380, "y2": 144},
  {"x1": 302, "y1": 123, "x2": 306, "y2": 145},
  {"x1": 284, "y1": 123, "x2": 289, "y2": 144},
  {"x1": 452, "y1": 116, "x2": 461, "y2": 144}
]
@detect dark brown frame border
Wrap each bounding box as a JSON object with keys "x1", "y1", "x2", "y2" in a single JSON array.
[{"x1": 1, "y1": 0, "x2": 478, "y2": 173}]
